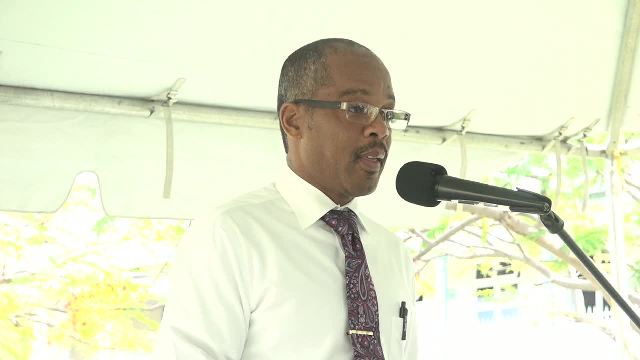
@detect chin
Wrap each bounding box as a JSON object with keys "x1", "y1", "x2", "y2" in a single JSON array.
[
  {"x1": 347, "y1": 168, "x2": 382, "y2": 197},
  {"x1": 355, "y1": 180, "x2": 379, "y2": 197}
]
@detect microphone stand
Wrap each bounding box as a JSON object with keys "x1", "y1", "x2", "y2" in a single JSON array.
[
  {"x1": 538, "y1": 211, "x2": 640, "y2": 332},
  {"x1": 420, "y1": 173, "x2": 640, "y2": 330}
]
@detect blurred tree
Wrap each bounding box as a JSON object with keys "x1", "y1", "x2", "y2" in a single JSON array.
[
  {"x1": 0, "y1": 173, "x2": 187, "y2": 359},
  {"x1": 403, "y1": 151, "x2": 640, "y2": 352}
]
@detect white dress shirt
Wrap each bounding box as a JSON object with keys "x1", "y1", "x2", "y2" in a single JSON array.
[{"x1": 156, "y1": 166, "x2": 417, "y2": 359}]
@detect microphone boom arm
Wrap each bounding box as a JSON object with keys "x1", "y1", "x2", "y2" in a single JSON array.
[
  {"x1": 395, "y1": 161, "x2": 639, "y2": 331},
  {"x1": 539, "y1": 211, "x2": 640, "y2": 332},
  {"x1": 435, "y1": 176, "x2": 552, "y2": 214}
]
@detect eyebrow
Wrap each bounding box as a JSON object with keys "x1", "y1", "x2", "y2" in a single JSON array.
[{"x1": 338, "y1": 88, "x2": 396, "y2": 102}]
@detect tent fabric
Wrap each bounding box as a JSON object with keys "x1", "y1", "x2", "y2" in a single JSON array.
[
  {"x1": 0, "y1": 104, "x2": 283, "y2": 218},
  {"x1": 0, "y1": 0, "x2": 639, "y2": 228},
  {"x1": 0, "y1": 103, "x2": 519, "y2": 227},
  {"x1": 0, "y1": 0, "x2": 637, "y2": 134}
]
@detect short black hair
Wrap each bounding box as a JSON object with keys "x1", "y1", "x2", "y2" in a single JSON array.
[{"x1": 276, "y1": 38, "x2": 374, "y2": 153}]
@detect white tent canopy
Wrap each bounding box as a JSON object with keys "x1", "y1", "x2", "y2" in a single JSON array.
[{"x1": 1, "y1": 0, "x2": 639, "y2": 228}]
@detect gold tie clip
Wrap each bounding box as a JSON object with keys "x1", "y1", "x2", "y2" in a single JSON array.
[{"x1": 347, "y1": 329, "x2": 374, "y2": 336}]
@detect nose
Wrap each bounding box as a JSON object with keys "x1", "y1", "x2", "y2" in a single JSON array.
[{"x1": 364, "y1": 113, "x2": 390, "y2": 140}]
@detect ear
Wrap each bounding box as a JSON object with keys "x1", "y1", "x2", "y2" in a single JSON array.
[{"x1": 279, "y1": 102, "x2": 303, "y2": 140}]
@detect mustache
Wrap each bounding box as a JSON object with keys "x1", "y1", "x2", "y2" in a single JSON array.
[{"x1": 354, "y1": 140, "x2": 388, "y2": 159}]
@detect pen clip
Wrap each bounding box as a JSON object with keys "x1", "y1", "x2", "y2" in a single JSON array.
[
  {"x1": 399, "y1": 301, "x2": 408, "y2": 340},
  {"x1": 399, "y1": 301, "x2": 408, "y2": 318}
]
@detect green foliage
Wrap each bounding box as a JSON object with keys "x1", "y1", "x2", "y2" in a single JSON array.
[
  {"x1": 46, "y1": 271, "x2": 160, "y2": 355},
  {"x1": 522, "y1": 229, "x2": 547, "y2": 242},
  {"x1": 630, "y1": 261, "x2": 640, "y2": 291},
  {"x1": 422, "y1": 218, "x2": 450, "y2": 240},
  {"x1": 25, "y1": 233, "x2": 55, "y2": 246},
  {"x1": 408, "y1": 149, "x2": 640, "y2": 318},
  {"x1": 477, "y1": 262, "x2": 493, "y2": 277},
  {"x1": 415, "y1": 272, "x2": 436, "y2": 297},
  {"x1": 0, "y1": 292, "x2": 35, "y2": 360},
  {"x1": 509, "y1": 260, "x2": 528, "y2": 275},
  {"x1": 499, "y1": 284, "x2": 518, "y2": 302},
  {"x1": 515, "y1": 231, "x2": 543, "y2": 259},
  {"x1": 544, "y1": 259, "x2": 569, "y2": 273},
  {"x1": 480, "y1": 218, "x2": 489, "y2": 244},
  {"x1": 573, "y1": 226, "x2": 608, "y2": 256},
  {"x1": 93, "y1": 215, "x2": 114, "y2": 235},
  {"x1": 0, "y1": 173, "x2": 188, "y2": 358},
  {"x1": 476, "y1": 288, "x2": 494, "y2": 299}
]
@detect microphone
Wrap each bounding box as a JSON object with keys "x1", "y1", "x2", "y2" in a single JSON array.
[
  {"x1": 396, "y1": 161, "x2": 640, "y2": 331},
  {"x1": 395, "y1": 161, "x2": 552, "y2": 214}
]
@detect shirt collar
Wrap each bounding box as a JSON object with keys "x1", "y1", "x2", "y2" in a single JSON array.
[{"x1": 275, "y1": 165, "x2": 370, "y2": 232}]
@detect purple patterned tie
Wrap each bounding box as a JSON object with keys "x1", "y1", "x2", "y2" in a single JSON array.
[{"x1": 321, "y1": 209, "x2": 385, "y2": 360}]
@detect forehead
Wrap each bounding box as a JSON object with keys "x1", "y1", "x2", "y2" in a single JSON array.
[{"x1": 321, "y1": 50, "x2": 394, "y2": 101}]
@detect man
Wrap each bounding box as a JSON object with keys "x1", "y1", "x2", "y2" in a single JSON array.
[{"x1": 156, "y1": 38, "x2": 417, "y2": 359}]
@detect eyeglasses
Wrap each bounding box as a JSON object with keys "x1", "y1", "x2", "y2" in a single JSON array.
[{"x1": 292, "y1": 99, "x2": 411, "y2": 130}]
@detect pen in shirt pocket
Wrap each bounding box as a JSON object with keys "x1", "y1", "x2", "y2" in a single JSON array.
[{"x1": 399, "y1": 301, "x2": 408, "y2": 340}]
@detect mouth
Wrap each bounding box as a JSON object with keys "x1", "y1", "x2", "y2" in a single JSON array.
[{"x1": 357, "y1": 147, "x2": 387, "y2": 173}]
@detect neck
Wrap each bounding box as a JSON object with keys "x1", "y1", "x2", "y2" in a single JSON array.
[{"x1": 286, "y1": 161, "x2": 354, "y2": 206}]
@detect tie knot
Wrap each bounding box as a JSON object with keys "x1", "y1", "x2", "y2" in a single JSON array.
[{"x1": 321, "y1": 208, "x2": 359, "y2": 236}]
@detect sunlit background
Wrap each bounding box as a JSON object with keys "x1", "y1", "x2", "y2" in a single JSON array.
[
  {"x1": 1, "y1": 0, "x2": 640, "y2": 359},
  {"x1": 2, "y1": 149, "x2": 639, "y2": 359}
]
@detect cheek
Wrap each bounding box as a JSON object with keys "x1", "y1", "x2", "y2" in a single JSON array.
[
  {"x1": 320, "y1": 130, "x2": 349, "y2": 158},
  {"x1": 312, "y1": 120, "x2": 360, "y2": 164},
  {"x1": 306, "y1": 136, "x2": 339, "y2": 166},
  {"x1": 334, "y1": 136, "x2": 356, "y2": 164}
]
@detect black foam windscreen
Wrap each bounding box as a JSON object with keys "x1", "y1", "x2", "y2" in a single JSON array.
[{"x1": 395, "y1": 161, "x2": 447, "y2": 207}]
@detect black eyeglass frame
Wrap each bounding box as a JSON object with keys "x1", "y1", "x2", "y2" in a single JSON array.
[{"x1": 291, "y1": 99, "x2": 411, "y2": 129}]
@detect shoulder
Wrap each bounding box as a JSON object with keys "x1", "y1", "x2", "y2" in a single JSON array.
[
  {"x1": 205, "y1": 183, "x2": 291, "y2": 229},
  {"x1": 216, "y1": 184, "x2": 281, "y2": 214},
  {"x1": 185, "y1": 184, "x2": 286, "y2": 246},
  {"x1": 360, "y1": 213, "x2": 394, "y2": 237},
  {"x1": 360, "y1": 213, "x2": 406, "y2": 250}
]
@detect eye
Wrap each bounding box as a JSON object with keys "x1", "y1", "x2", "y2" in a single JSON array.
[
  {"x1": 384, "y1": 111, "x2": 395, "y2": 121},
  {"x1": 346, "y1": 103, "x2": 367, "y2": 114}
]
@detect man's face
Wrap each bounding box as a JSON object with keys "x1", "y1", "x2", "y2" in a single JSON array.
[{"x1": 296, "y1": 50, "x2": 394, "y2": 205}]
